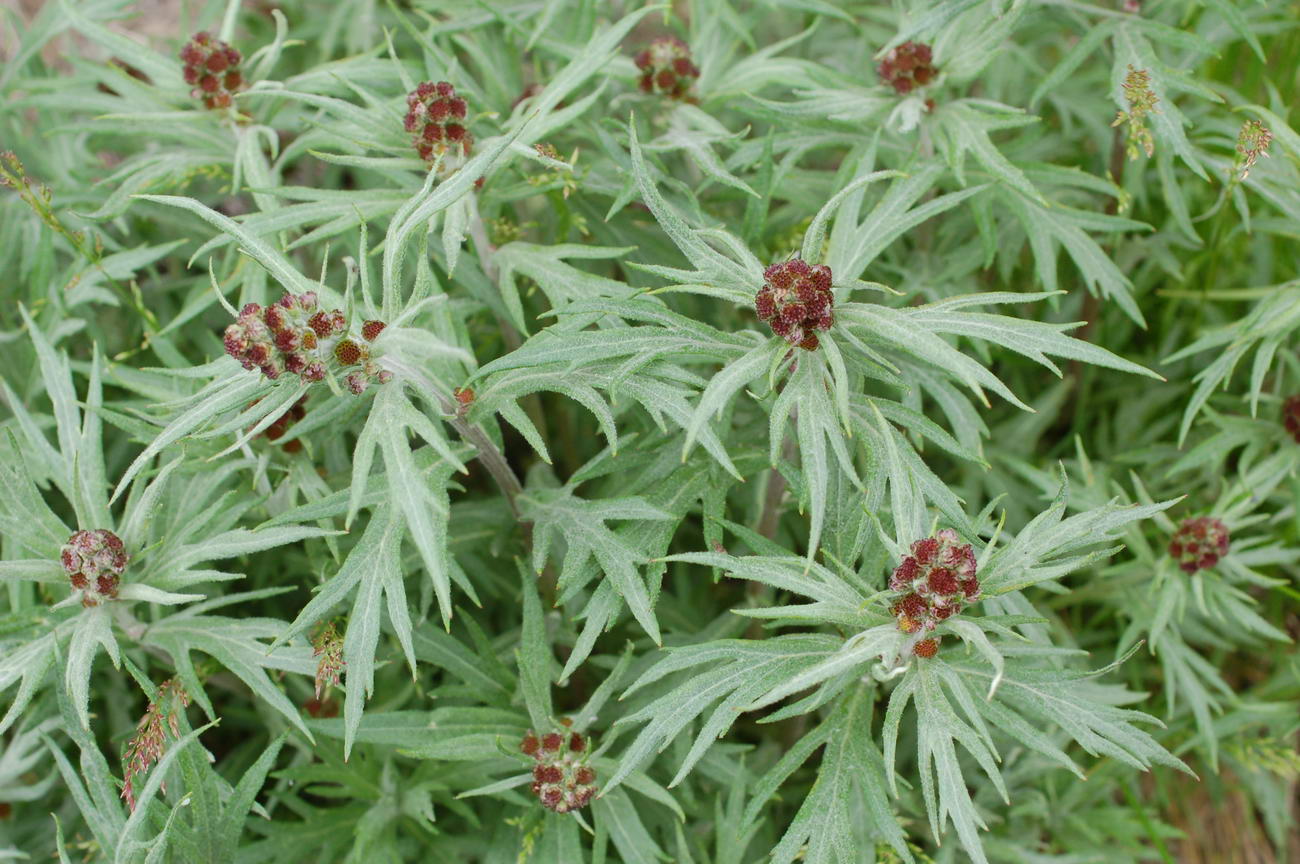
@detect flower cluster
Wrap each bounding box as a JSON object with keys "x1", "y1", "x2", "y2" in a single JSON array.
[
  {"x1": 223, "y1": 291, "x2": 342, "y2": 382},
  {"x1": 61, "y1": 529, "x2": 127, "y2": 605},
  {"x1": 1168, "y1": 517, "x2": 1229, "y2": 574},
  {"x1": 404, "y1": 81, "x2": 473, "y2": 164},
  {"x1": 634, "y1": 37, "x2": 700, "y2": 100},
  {"x1": 121, "y1": 680, "x2": 190, "y2": 811},
  {"x1": 889, "y1": 529, "x2": 980, "y2": 655},
  {"x1": 1233, "y1": 119, "x2": 1273, "y2": 181},
  {"x1": 1112, "y1": 65, "x2": 1159, "y2": 160},
  {"x1": 336, "y1": 320, "x2": 391, "y2": 395},
  {"x1": 755, "y1": 259, "x2": 834, "y2": 350},
  {"x1": 877, "y1": 42, "x2": 938, "y2": 94},
  {"x1": 256, "y1": 395, "x2": 308, "y2": 452},
  {"x1": 1284, "y1": 395, "x2": 1300, "y2": 443},
  {"x1": 179, "y1": 32, "x2": 243, "y2": 110},
  {"x1": 520, "y1": 725, "x2": 597, "y2": 813},
  {"x1": 311, "y1": 621, "x2": 345, "y2": 700}
]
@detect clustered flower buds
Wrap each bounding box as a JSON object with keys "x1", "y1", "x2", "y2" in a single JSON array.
[
  {"x1": 1168, "y1": 517, "x2": 1229, "y2": 574},
  {"x1": 179, "y1": 32, "x2": 243, "y2": 110},
  {"x1": 222, "y1": 293, "x2": 392, "y2": 394},
  {"x1": 1112, "y1": 65, "x2": 1159, "y2": 160},
  {"x1": 521, "y1": 725, "x2": 597, "y2": 813},
  {"x1": 755, "y1": 259, "x2": 834, "y2": 350},
  {"x1": 311, "y1": 622, "x2": 345, "y2": 700},
  {"x1": 405, "y1": 81, "x2": 473, "y2": 164},
  {"x1": 121, "y1": 679, "x2": 189, "y2": 811},
  {"x1": 61, "y1": 529, "x2": 127, "y2": 605},
  {"x1": 877, "y1": 42, "x2": 938, "y2": 94},
  {"x1": 634, "y1": 37, "x2": 700, "y2": 100},
  {"x1": 1233, "y1": 119, "x2": 1273, "y2": 181},
  {"x1": 255, "y1": 395, "x2": 308, "y2": 452},
  {"x1": 889, "y1": 529, "x2": 980, "y2": 656},
  {"x1": 224, "y1": 291, "x2": 340, "y2": 382},
  {"x1": 338, "y1": 320, "x2": 392, "y2": 395},
  {"x1": 1283, "y1": 395, "x2": 1300, "y2": 444}
]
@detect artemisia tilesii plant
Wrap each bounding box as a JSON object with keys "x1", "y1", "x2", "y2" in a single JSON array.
[{"x1": 1, "y1": 2, "x2": 1297, "y2": 863}]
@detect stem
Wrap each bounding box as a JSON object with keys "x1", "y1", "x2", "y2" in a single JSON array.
[
  {"x1": 1069, "y1": 125, "x2": 1126, "y2": 394},
  {"x1": 388, "y1": 358, "x2": 525, "y2": 521},
  {"x1": 452, "y1": 414, "x2": 525, "y2": 521},
  {"x1": 756, "y1": 467, "x2": 788, "y2": 541},
  {"x1": 466, "y1": 194, "x2": 550, "y2": 443},
  {"x1": 750, "y1": 428, "x2": 799, "y2": 639}
]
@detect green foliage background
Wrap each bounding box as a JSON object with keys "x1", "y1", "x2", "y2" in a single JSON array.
[{"x1": 1, "y1": 0, "x2": 1297, "y2": 861}]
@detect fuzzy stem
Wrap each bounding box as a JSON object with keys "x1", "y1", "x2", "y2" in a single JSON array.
[{"x1": 389, "y1": 358, "x2": 525, "y2": 521}]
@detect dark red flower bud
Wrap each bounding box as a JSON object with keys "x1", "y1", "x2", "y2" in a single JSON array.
[
  {"x1": 180, "y1": 32, "x2": 244, "y2": 110},
  {"x1": 406, "y1": 81, "x2": 474, "y2": 166},
  {"x1": 890, "y1": 529, "x2": 979, "y2": 633},
  {"x1": 636, "y1": 37, "x2": 699, "y2": 101},
  {"x1": 246, "y1": 343, "x2": 271, "y2": 366},
  {"x1": 914, "y1": 638, "x2": 939, "y2": 658},
  {"x1": 344, "y1": 372, "x2": 369, "y2": 396},
  {"x1": 522, "y1": 727, "x2": 598, "y2": 813},
  {"x1": 757, "y1": 261, "x2": 834, "y2": 349},
  {"x1": 877, "y1": 41, "x2": 939, "y2": 97},
  {"x1": 307, "y1": 312, "x2": 334, "y2": 338},
  {"x1": 273, "y1": 329, "x2": 299, "y2": 352},
  {"x1": 361, "y1": 320, "x2": 386, "y2": 342},
  {"x1": 62, "y1": 530, "x2": 128, "y2": 605},
  {"x1": 1169, "y1": 517, "x2": 1229, "y2": 573},
  {"x1": 334, "y1": 339, "x2": 365, "y2": 366}
]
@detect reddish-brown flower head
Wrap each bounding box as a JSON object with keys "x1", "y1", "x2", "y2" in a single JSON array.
[
  {"x1": 180, "y1": 32, "x2": 243, "y2": 110},
  {"x1": 405, "y1": 81, "x2": 474, "y2": 164},
  {"x1": 1168, "y1": 517, "x2": 1229, "y2": 574},
  {"x1": 1283, "y1": 395, "x2": 1300, "y2": 444},
  {"x1": 334, "y1": 339, "x2": 366, "y2": 366},
  {"x1": 454, "y1": 386, "x2": 475, "y2": 417},
  {"x1": 913, "y1": 638, "x2": 939, "y2": 658},
  {"x1": 61, "y1": 529, "x2": 127, "y2": 605},
  {"x1": 224, "y1": 292, "x2": 341, "y2": 384},
  {"x1": 221, "y1": 293, "x2": 387, "y2": 395},
  {"x1": 877, "y1": 41, "x2": 938, "y2": 95},
  {"x1": 889, "y1": 529, "x2": 979, "y2": 636},
  {"x1": 755, "y1": 259, "x2": 834, "y2": 350},
  {"x1": 634, "y1": 37, "x2": 700, "y2": 100},
  {"x1": 522, "y1": 725, "x2": 598, "y2": 813}
]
